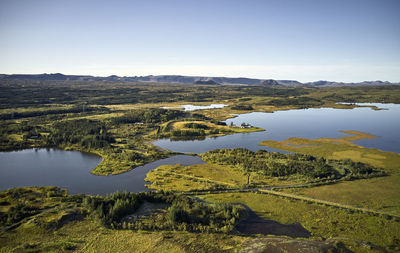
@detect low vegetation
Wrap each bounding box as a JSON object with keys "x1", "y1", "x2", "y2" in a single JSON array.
[
  {"x1": 1, "y1": 186, "x2": 384, "y2": 252},
  {"x1": 204, "y1": 192, "x2": 400, "y2": 252},
  {"x1": 0, "y1": 187, "x2": 250, "y2": 252},
  {"x1": 146, "y1": 164, "x2": 246, "y2": 191},
  {"x1": 0, "y1": 187, "x2": 246, "y2": 234},
  {"x1": 281, "y1": 173, "x2": 400, "y2": 215},
  {"x1": 0, "y1": 187, "x2": 216, "y2": 252}
]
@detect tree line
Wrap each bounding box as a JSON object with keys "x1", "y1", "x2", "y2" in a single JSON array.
[
  {"x1": 201, "y1": 148, "x2": 382, "y2": 180},
  {"x1": 112, "y1": 108, "x2": 186, "y2": 124},
  {"x1": 46, "y1": 119, "x2": 114, "y2": 149},
  {"x1": 0, "y1": 106, "x2": 108, "y2": 120}
]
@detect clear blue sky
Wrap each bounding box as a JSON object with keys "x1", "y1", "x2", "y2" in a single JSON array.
[{"x1": 0, "y1": 0, "x2": 399, "y2": 82}]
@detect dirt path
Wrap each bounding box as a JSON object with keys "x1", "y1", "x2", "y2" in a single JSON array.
[{"x1": 257, "y1": 188, "x2": 400, "y2": 219}]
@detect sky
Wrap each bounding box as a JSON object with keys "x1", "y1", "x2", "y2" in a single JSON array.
[{"x1": 0, "y1": 0, "x2": 399, "y2": 82}]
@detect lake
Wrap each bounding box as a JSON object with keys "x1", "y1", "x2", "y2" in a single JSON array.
[
  {"x1": 153, "y1": 103, "x2": 400, "y2": 154},
  {"x1": 0, "y1": 149, "x2": 203, "y2": 195}
]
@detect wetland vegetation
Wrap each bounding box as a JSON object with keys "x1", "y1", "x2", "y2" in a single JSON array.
[{"x1": 1, "y1": 80, "x2": 400, "y2": 252}]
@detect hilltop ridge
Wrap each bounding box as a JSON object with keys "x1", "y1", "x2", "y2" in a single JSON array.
[{"x1": 0, "y1": 73, "x2": 398, "y2": 87}]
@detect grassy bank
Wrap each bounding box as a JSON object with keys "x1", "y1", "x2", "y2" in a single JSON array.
[{"x1": 260, "y1": 130, "x2": 400, "y2": 172}]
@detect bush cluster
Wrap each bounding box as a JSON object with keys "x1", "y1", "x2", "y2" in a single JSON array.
[
  {"x1": 113, "y1": 108, "x2": 185, "y2": 124},
  {"x1": 183, "y1": 122, "x2": 210, "y2": 129},
  {"x1": 83, "y1": 191, "x2": 246, "y2": 233}
]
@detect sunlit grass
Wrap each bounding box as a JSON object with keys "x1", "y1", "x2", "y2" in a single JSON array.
[
  {"x1": 203, "y1": 192, "x2": 400, "y2": 252},
  {"x1": 282, "y1": 173, "x2": 400, "y2": 215},
  {"x1": 145, "y1": 163, "x2": 295, "y2": 191}
]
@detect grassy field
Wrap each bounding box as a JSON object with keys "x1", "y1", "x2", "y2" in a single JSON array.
[
  {"x1": 203, "y1": 192, "x2": 400, "y2": 252},
  {"x1": 0, "y1": 216, "x2": 247, "y2": 253},
  {"x1": 145, "y1": 163, "x2": 295, "y2": 191},
  {"x1": 281, "y1": 173, "x2": 400, "y2": 215}
]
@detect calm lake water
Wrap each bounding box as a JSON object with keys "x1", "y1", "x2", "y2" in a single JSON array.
[
  {"x1": 0, "y1": 149, "x2": 203, "y2": 195},
  {"x1": 154, "y1": 103, "x2": 400, "y2": 154}
]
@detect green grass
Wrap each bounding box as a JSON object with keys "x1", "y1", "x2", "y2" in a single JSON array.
[
  {"x1": 203, "y1": 192, "x2": 400, "y2": 252},
  {"x1": 88, "y1": 149, "x2": 143, "y2": 175},
  {"x1": 0, "y1": 105, "x2": 76, "y2": 114},
  {"x1": 82, "y1": 228, "x2": 246, "y2": 253},
  {"x1": 1, "y1": 218, "x2": 246, "y2": 253},
  {"x1": 145, "y1": 163, "x2": 294, "y2": 191},
  {"x1": 60, "y1": 146, "x2": 147, "y2": 176},
  {"x1": 145, "y1": 165, "x2": 220, "y2": 191},
  {"x1": 145, "y1": 164, "x2": 241, "y2": 191},
  {"x1": 282, "y1": 173, "x2": 400, "y2": 215}
]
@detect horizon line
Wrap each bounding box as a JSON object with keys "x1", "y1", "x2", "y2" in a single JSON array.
[{"x1": 1, "y1": 72, "x2": 398, "y2": 84}]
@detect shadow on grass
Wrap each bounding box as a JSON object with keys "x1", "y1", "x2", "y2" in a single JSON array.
[{"x1": 237, "y1": 205, "x2": 311, "y2": 238}]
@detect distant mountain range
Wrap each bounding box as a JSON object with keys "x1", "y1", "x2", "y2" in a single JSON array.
[{"x1": 0, "y1": 73, "x2": 398, "y2": 87}]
